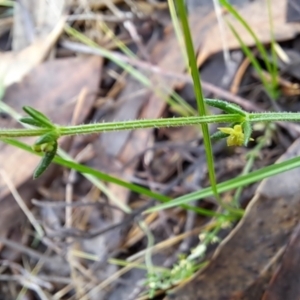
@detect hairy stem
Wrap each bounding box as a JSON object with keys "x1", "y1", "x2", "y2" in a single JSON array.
[
  {"x1": 2, "y1": 112, "x2": 300, "y2": 139},
  {"x1": 249, "y1": 112, "x2": 300, "y2": 122},
  {"x1": 0, "y1": 114, "x2": 242, "y2": 138}
]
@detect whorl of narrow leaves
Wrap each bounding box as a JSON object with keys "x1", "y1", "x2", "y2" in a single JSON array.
[
  {"x1": 205, "y1": 99, "x2": 254, "y2": 146},
  {"x1": 22, "y1": 106, "x2": 54, "y2": 128},
  {"x1": 20, "y1": 106, "x2": 59, "y2": 179},
  {"x1": 19, "y1": 117, "x2": 47, "y2": 127}
]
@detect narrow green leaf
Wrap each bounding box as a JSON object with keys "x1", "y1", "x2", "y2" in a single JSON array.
[
  {"x1": 177, "y1": 0, "x2": 220, "y2": 205},
  {"x1": 23, "y1": 106, "x2": 54, "y2": 128},
  {"x1": 205, "y1": 98, "x2": 246, "y2": 116},
  {"x1": 1, "y1": 138, "x2": 228, "y2": 217},
  {"x1": 19, "y1": 117, "x2": 46, "y2": 127},
  {"x1": 267, "y1": 0, "x2": 279, "y2": 96},
  {"x1": 146, "y1": 155, "x2": 300, "y2": 213}
]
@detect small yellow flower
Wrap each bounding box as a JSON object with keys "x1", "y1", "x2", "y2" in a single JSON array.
[{"x1": 218, "y1": 124, "x2": 244, "y2": 146}]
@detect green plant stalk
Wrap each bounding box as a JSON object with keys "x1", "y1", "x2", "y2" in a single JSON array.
[
  {"x1": 267, "y1": 0, "x2": 278, "y2": 93},
  {"x1": 168, "y1": 0, "x2": 188, "y2": 67},
  {"x1": 0, "y1": 138, "x2": 168, "y2": 203},
  {"x1": 99, "y1": 22, "x2": 136, "y2": 58},
  {"x1": 0, "y1": 114, "x2": 242, "y2": 137},
  {"x1": 146, "y1": 154, "x2": 300, "y2": 213},
  {"x1": 1, "y1": 138, "x2": 229, "y2": 218},
  {"x1": 174, "y1": 0, "x2": 220, "y2": 205},
  {"x1": 3, "y1": 112, "x2": 300, "y2": 138},
  {"x1": 3, "y1": 102, "x2": 300, "y2": 215},
  {"x1": 58, "y1": 149, "x2": 132, "y2": 213}
]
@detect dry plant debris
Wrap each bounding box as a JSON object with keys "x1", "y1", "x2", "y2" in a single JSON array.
[{"x1": 1, "y1": 0, "x2": 300, "y2": 300}]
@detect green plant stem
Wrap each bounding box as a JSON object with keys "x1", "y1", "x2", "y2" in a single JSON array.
[
  {"x1": 0, "y1": 114, "x2": 242, "y2": 138},
  {"x1": 60, "y1": 115, "x2": 237, "y2": 135},
  {"x1": 0, "y1": 128, "x2": 49, "y2": 137},
  {"x1": 248, "y1": 112, "x2": 300, "y2": 122},
  {"x1": 168, "y1": 0, "x2": 188, "y2": 67},
  {"x1": 176, "y1": 0, "x2": 220, "y2": 205},
  {"x1": 3, "y1": 111, "x2": 300, "y2": 138},
  {"x1": 267, "y1": 0, "x2": 278, "y2": 94},
  {"x1": 1, "y1": 138, "x2": 231, "y2": 218},
  {"x1": 146, "y1": 154, "x2": 300, "y2": 213}
]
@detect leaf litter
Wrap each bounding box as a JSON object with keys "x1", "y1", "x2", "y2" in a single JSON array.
[{"x1": 0, "y1": 0, "x2": 300, "y2": 299}]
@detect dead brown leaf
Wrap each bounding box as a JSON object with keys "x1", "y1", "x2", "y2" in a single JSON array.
[
  {"x1": 0, "y1": 55, "x2": 102, "y2": 231},
  {"x1": 197, "y1": 0, "x2": 300, "y2": 66},
  {"x1": 0, "y1": 18, "x2": 65, "y2": 87}
]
